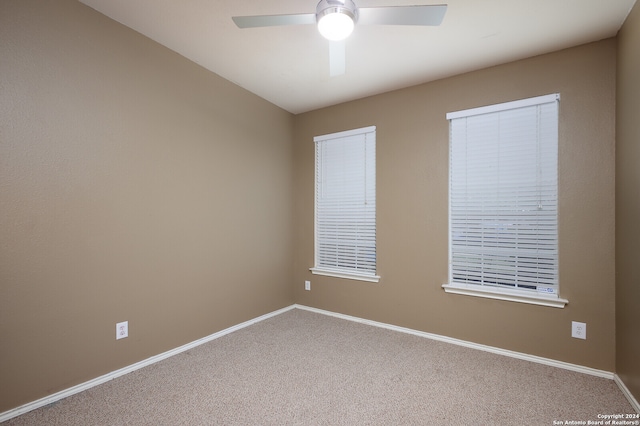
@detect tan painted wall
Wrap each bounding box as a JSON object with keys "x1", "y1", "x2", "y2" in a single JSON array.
[
  {"x1": 616, "y1": 0, "x2": 640, "y2": 403},
  {"x1": 0, "y1": 0, "x2": 294, "y2": 412},
  {"x1": 294, "y1": 39, "x2": 617, "y2": 371}
]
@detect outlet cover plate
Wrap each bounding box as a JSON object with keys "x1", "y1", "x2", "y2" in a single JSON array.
[
  {"x1": 116, "y1": 321, "x2": 129, "y2": 340},
  {"x1": 305, "y1": 280, "x2": 311, "y2": 291},
  {"x1": 571, "y1": 321, "x2": 586, "y2": 339}
]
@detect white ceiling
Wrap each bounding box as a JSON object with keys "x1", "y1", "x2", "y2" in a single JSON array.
[{"x1": 79, "y1": 0, "x2": 636, "y2": 114}]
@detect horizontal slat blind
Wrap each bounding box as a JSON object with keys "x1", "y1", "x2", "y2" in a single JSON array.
[
  {"x1": 448, "y1": 96, "x2": 559, "y2": 295},
  {"x1": 315, "y1": 127, "x2": 376, "y2": 277}
]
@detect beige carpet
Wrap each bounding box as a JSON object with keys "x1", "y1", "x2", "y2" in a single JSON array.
[{"x1": 5, "y1": 308, "x2": 635, "y2": 425}]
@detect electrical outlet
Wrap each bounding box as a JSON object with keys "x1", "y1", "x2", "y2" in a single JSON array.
[
  {"x1": 116, "y1": 321, "x2": 128, "y2": 340},
  {"x1": 305, "y1": 280, "x2": 311, "y2": 291},
  {"x1": 571, "y1": 321, "x2": 586, "y2": 340}
]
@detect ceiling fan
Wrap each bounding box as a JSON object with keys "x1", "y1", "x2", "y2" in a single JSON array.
[{"x1": 232, "y1": 1, "x2": 447, "y2": 76}]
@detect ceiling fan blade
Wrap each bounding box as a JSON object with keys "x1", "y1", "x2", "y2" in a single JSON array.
[
  {"x1": 232, "y1": 13, "x2": 316, "y2": 29},
  {"x1": 358, "y1": 5, "x2": 447, "y2": 26},
  {"x1": 329, "y1": 40, "x2": 346, "y2": 77}
]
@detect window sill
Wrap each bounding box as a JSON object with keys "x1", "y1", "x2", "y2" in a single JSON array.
[
  {"x1": 310, "y1": 268, "x2": 380, "y2": 283},
  {"x1": 442, "y1": 283, "x2": 568, "y2": 308}
]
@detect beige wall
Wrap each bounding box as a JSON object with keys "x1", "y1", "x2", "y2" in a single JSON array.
[
  {"x1": 616, "y1": 0, "x2": 640, "y2": 403},
  {"x1": 0, "y1": 0, "x2": 294, "y2": 412},
  {"x1": 294, "y1": 39, "x2": 617, "y2": 371}
]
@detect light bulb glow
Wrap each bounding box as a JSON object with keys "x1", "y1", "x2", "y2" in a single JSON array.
[{"x1": 317, "y1": 11, "x2": 354, "y2": 41}]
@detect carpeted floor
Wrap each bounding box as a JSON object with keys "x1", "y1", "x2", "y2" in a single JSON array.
[{"x1": 5, "y1": 308, "x2": 636, "y2": 425}]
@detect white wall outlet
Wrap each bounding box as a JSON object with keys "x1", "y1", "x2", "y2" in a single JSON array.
[
  {"x1": 304, "y1": 280, "x2": 311, "y2": 291},
  {"x1": 116, "y1": 321, "x2": 128, "y2": 340},
  {"x1": 571, "y1": 321, "x2": 586, "y2": 339}
]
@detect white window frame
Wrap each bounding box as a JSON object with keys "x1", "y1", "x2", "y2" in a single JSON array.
[
  {"x1": 310, "y1": 126, "x2": 380, "y2": 283},
  {"x1": 442, "y1": 94, "x2": 568, "y2": 308}
]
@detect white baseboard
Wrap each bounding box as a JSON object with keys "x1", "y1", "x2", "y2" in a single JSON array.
[
  {"x1": 293, "y1": 305, "x2": 615, "y2": 378},
  {"x1": 3, "y1": 303, "x2": 638, "y2": 422},
  {"x1": 294, "y1": 304, "x2": 640, "y2": 413},
  {"x1": 614, "y1": 374, "x2": 640, "y2": 414},
  {"x1": 0, "y1": 305, "x2": 296, "y2": 423}
]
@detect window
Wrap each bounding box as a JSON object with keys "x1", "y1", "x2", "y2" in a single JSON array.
[
  {"x1": 443, "y1": 94, "x2": 567, "y2": 308},
  {"x1": 311, "y1": 126, "x2": 379, "y2": 282}
]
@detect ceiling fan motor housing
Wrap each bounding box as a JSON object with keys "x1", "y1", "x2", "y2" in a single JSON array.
[{"x1": 316, "y1": 0, "x2": 358, "y2": 24}]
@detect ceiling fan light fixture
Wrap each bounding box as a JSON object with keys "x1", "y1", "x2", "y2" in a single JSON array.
[{"x1": 316, "y1": 0, "x2": 357, "y2": 41}]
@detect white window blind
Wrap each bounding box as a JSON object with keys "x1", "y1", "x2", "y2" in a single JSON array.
[
  {"x1": 312, "y1": 126, "x2": 378, "y2": 281},
  {"x1": 447, "y1": 94, "x2": 559, "y2": 296}
]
